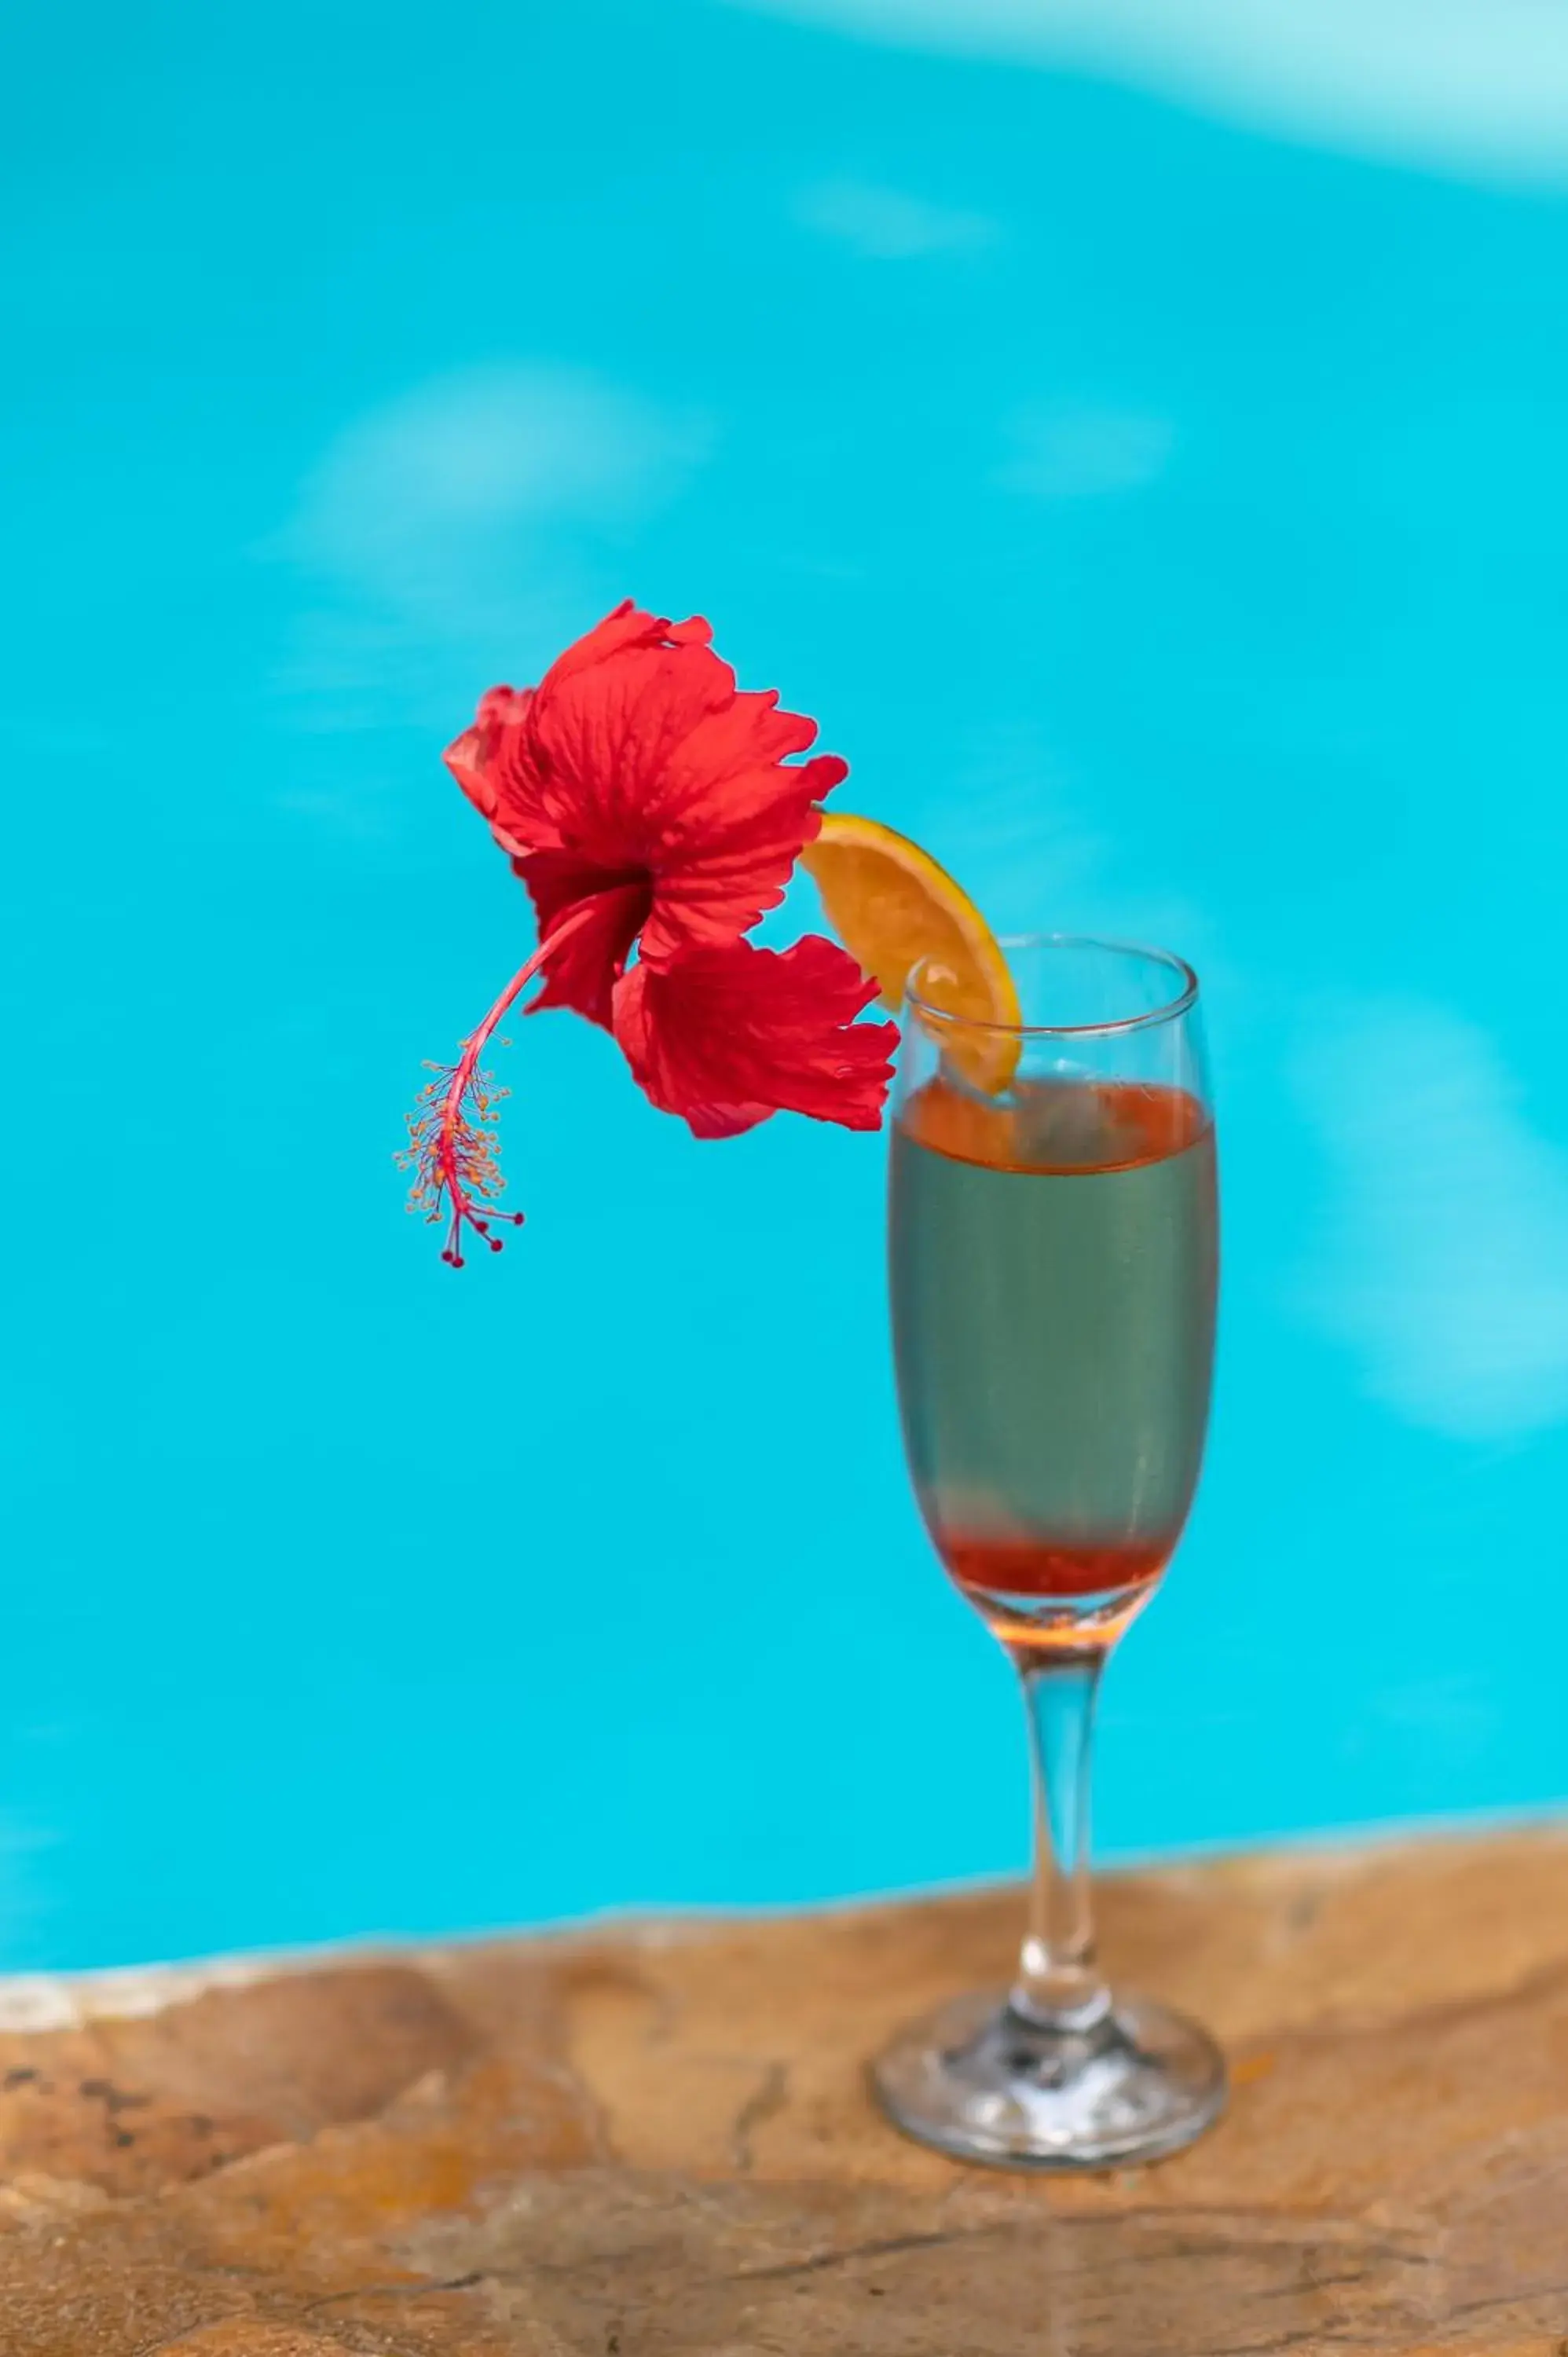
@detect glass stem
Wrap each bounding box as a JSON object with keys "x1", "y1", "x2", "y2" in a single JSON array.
[{"x1": 1013, "y1": 1652, "x2": 1112, "y2": 2029}]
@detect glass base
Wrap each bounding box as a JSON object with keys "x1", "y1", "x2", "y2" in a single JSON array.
[{"x1": 872, "y1": 1987, "x2": 1226, "y2": 2172}]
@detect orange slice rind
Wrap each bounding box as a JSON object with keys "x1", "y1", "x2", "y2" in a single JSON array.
[{"x1": 800, "y1": 812, "x2": 1021, "y2": 1093}]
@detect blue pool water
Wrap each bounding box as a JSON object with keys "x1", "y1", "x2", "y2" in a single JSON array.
[{"x1": 4, "y1": 0, "x2": 1568, "y2": 1969}]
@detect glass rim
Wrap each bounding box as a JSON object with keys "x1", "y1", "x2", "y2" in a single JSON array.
[{"x1": 905, "y1": 931, "x2": 1200, "y2": 1041}]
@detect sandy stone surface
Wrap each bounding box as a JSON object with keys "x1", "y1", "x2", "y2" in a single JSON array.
[{"x1": 3, "y1": 1830, "x2": 1568, "y2": 2353}]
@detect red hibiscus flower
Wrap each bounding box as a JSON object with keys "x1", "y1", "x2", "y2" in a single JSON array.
[{"x1": 402, "y1": 601, "x2": 898, "y2": 1264}]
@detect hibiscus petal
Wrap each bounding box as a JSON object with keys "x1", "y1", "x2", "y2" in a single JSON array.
[
  {"x1": 515, "y1": 851, "x2": 650, "y2": 1030},
  {"x1": 443, "y1": 686, "x2": 533, "y2": 852},
  {"x1": 638, "y1": 744, "x2": 849, "y2": 965},
  {"x1": 451, "y1": 610, "x2": 733, "y2": 865},
  {"x1": 532, "y1": 641, "x2": 852, "y2": 961},
  {"x1": 526, "y1": 638, "x2": 737, "y2": 841},
  {"x1": 612, "y1": 937, "x2": 898, "y2": 1139},
  {"x1": 538, "y1": 600, "x2": 711, "y2": 690}
]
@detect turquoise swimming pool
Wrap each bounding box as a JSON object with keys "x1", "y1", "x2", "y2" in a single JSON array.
[{"x1": 5, "y1": 0, "x2": 1567, "y2": 1968}]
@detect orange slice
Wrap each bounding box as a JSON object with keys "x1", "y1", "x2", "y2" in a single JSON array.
[{"x1": 800, "y1": 812, "x2": 1021, "y2": 1092}]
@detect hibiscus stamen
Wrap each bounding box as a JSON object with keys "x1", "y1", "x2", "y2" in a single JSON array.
[{"x1": 400, "y1": 901, "x2": 600, "y2": 1264}]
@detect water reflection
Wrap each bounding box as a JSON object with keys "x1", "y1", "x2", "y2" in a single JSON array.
[
  {"x1": 1295, "y1": 997, "x2": 1568, "y2": 1440},
  {"x1": 733, "y1": 0, "x2": 1568, "y2": 184}
]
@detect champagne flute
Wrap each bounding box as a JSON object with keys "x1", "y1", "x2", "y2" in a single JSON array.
[{"x1": 874, "y1": 934, "x2": 1224, "y2": 2170}]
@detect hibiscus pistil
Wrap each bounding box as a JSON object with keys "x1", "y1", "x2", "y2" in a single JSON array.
[{"x1": 399, "y1": 899, "x2": 602, "y2": 1264}]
